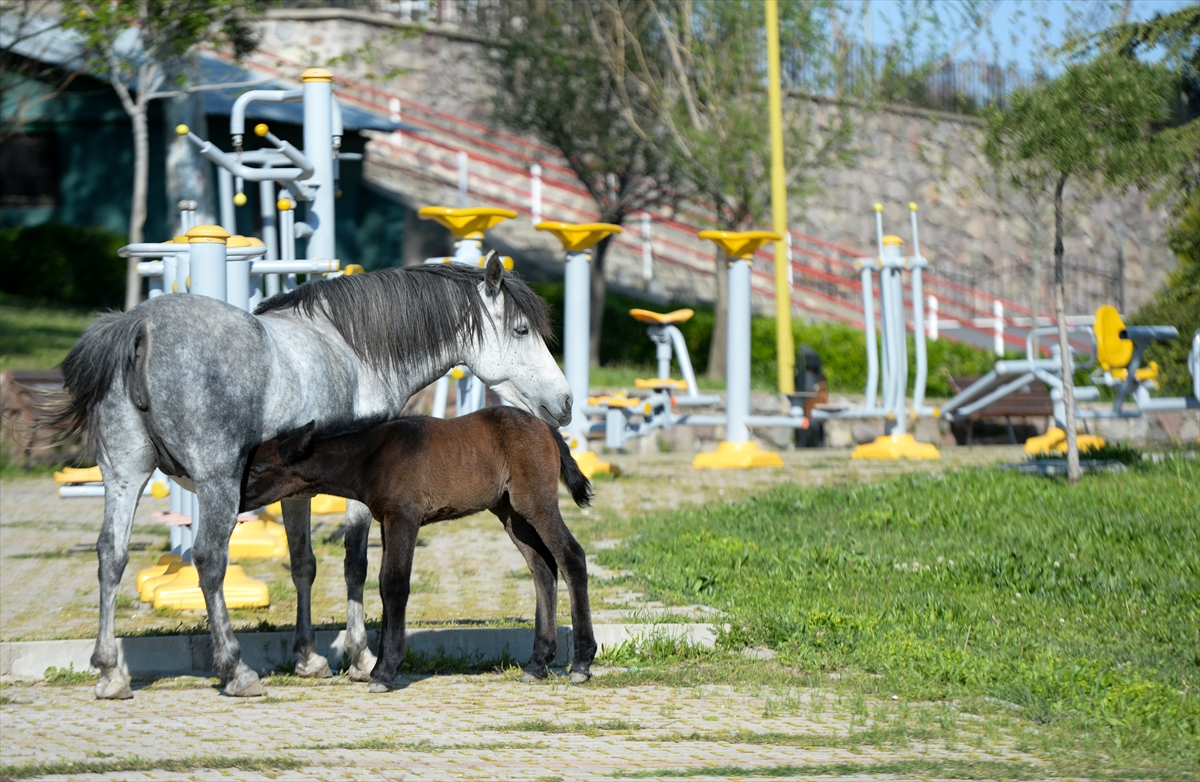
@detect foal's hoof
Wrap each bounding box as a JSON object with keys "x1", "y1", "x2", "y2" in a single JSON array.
[
  {"x1": 569, "y1": 669, "x2": 592, "y2": 685},
  {"x1": 519, "y1": 668, "x2": 546, "y2": 684},
  {"x1": 367, "y1": 680, "x2": 393, "y2": 693},
  {"x1": 95, "y1": 671, "x2": 133, "y2": 700},
  {"x1": 223, "y1": 667, "x2": 265, "y2": 698},
  {"x1": 294, "y1": 654, "x2": 333, "y2": 679}
]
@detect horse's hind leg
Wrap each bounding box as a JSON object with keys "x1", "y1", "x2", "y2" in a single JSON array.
[
  {"x1": 343, "y1": 500, "x2": 377, "y2": 682},
  {"x1": 496, "y1": 503, "x2": 560, "y2": 682},
  {"x1": 193, "y1": 478, "x2": 263, "y2": 697},
  {"x1": 91, "y1": 402, "x2": 156, "y2": 699},
  {"x1": 520, "y1": 507, "x2": 595, "y2": 684},
  {"x1": 281, "y1": 498, "x2": 331, "y2": 678}
]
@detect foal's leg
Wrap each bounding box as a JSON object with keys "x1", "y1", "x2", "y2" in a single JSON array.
[
  {"x1": 343, "y1": 500, "x2": 377, "y2": 682},
  {"x1": 281, "y1": 498, "x2": 331, "y2": 678},
  {"x1": 193, "y1": 477, "x2": 264, "y2": 697},
  {"x1": 368, "y1": 513, "x2": 420, "y2": 693},
  {"x1": 91, "y1": 402, "x2": 156, "y2": 700},
  {"x1": 520, "y1": 508, "x2": 596, "y2": 684},
  {"x1": 496, "y1": 503, "x2": 561, "y2": 682}
]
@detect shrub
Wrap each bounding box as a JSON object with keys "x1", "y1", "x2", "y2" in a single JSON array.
[{"x1": 0, "y1": 223, "x2": 126, "y2": 308}]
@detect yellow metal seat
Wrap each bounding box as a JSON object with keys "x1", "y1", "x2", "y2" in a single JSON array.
[
  {"x1": 629, "y1": 308, "x2": 694, "y2": 325},
  {"x1": 418, "y1": 206, "x2": 516, "y2": 238},
  {"x1": 587, "y1": 393, "x2": 642, "y2": 408},
  {"x1": 151, "y1": 564, "x2": 270, "y2": 610},
  {"x1": 263, "y1": 493, "x2": 347, "y2": 518},
  {"x1": 228, "y1": 518, "x2": 289, "y2": 559},
  {"x1": 136, "y1": 554, "x2": 183, "y2": 592},
  {"x1": 634, "y1": 377, "x2": 688, "y2": 390},
  {"x1": 1023, "y1": 427, "x2": 1106, "y2": 455},
  {"x1": 535, "y1": 221, "x2": 622, "y2": 251},
  {"x1": 1094, "y1": 304, "x2": 1133, "y2": 371},
  {"x1": 697, "y1": 230, "x2": 781, "y2": 260}
]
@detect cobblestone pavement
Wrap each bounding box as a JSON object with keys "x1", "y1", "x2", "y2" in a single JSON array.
[{"x1": 1, "y1": 674, "x2": 1044, "y2": 781}]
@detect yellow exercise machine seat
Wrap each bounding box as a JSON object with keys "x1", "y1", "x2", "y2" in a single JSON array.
[
  {"x1": 535, "y1": 221, "x2": 622, "y2": 252},
  {"x1": 1094, "y1": 304, "x2": 1134, "y2": 371},
  {"x1": 629, "y1": 308, "x2": 694, "y2": 325},
  {"x1": 418, "y1": 206, "x2": 516, "y2": 239},
  {"x1": 696, "y1": 230, "x2": 781, "y2": 260}
]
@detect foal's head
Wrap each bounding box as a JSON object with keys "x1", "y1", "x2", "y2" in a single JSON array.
[{"x1": 242, "y1": 421, "x2": 319, "y2": 511}]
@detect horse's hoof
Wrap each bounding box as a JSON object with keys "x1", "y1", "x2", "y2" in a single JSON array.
[
  {"x1": 223, "y1": 668, "x2": 265, "y2": 698},
  {"x1": 367, "y1": 681, "x2": 392, "y2": 693},
  {"x1": 347, "y1": 649, "x2": 377, "y2": 681},
  {"x1": 294, "y1": 654, "x2": 333, "y2": 679},
  {"x1": 95, "y1": 671, "x2": 133, "y2": 700},
  {"x1": 569, "y1": 670, "x2": 592, "y2": 685},
  {"x1": 519, "y1": 670, "x2": 544, "y2": 684}
]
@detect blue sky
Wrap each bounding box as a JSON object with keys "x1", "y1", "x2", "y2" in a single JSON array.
[{"x1": 857, "y1": 0, "x2": 1195, "y2": 71}]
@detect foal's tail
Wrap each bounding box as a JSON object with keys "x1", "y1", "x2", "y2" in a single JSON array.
[
  {"x1": 552, "y1": 427, "x2": 593, "y2": 508},
  {"x1": 48, "y1": 311, "x2": 145, "y2": 445}
]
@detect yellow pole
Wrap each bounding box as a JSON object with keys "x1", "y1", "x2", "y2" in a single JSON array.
[{"x1": 765, "y1": 0, "x2": 794, "y2": 393}]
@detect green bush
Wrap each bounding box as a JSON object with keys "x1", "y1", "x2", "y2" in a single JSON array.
[
  {"x1": 0, "y1": 223, "x2": 126, "y2": 308},
  {"x1": 1129, "y1": 195, "x2": 1199, "y2": 396},
  {"x1": 530, "y1": 281, "x2": 999, "y2": 396}
]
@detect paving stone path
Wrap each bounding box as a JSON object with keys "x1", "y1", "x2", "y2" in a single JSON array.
[{"x1": 1, "y1": 674, "x2": 1043, "y2": 781}]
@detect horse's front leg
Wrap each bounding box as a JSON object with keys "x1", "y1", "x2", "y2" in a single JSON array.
[
  {"x1": 280, "y1": 498, "x2": 331, "y2": 678},
  {"x1": 193, "y1": 479, "x2": 263, "y2": 697},
  {"x1": 343, "y1": 500, "x2": 377, "y2": 682},
  {"x1": 368, "y1": 512, "x2": 419, "y2": 693},
  {"x1": 92, "y1": 433, "x2": 155, "y2": 700}
]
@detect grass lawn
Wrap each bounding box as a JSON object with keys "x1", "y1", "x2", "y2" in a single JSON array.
[
  {"x1": 0, "y1": 294, "x2": 96, "y2": 372},
  {"x1": 600, "y1": 456, "x2": 1199, "y2": 776}
]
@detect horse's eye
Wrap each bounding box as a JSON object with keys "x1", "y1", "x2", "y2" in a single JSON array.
[{"x1": 515, "y1": 325, "x2": 530, "y2": 337}]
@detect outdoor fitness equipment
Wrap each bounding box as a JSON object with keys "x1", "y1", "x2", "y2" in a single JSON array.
[
  {"x1": 811, "y1": 203, "x2": 941, "y2": 461},
  {"x1": 418, "y1": 206, "x2": 517, "y2": 418},
  {"x1": 950, "y1": 304, "x2": 1200, "y2": 455}
]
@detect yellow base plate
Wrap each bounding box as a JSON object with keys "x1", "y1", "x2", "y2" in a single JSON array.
[
  {"x1": 692, "y1": 441, "x2": 784, "y2": 469},
  {"x1": 141, "y1": 559, "x2": 189, "y2": 602},
  {"x1": 151, "y1": 565, "x2": 270, "y2": 610},
  {"x1": 851, "y1": 434, "x2": 941, "y2": 461},
  {"x1": 135, "y1": 554, "x2": 183, "y2": 592},
  {"x1": 228, "y1": 519, "x2": 289, "y2": 558},
  {"x1": 1023, "y1": 427, "x2": 1107, "y2": 455},
  {"x1": 263, "y1": 494, "x2": 347, "y2": 518},
  {"x1": 573, "y1": 450, "x2": 616, "y2": 479}
]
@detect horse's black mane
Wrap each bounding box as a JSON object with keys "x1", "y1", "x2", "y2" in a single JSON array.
[{"x1": 254, "y1": 264, "x2": 552, "y2": 375}]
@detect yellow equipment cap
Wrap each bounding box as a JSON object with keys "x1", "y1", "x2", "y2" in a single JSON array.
[
  {"x1": 301, "y1": 68, "x2": 334, "y2": 83},
  {"x1": 232, "y1": 192, "x2": 247, "y2": 206},
  {"x1": 882, "y1": 235, "x2": 903, "y2": 247},
  {"x1": 277, "y1": 198, "x2": 293, "y2": 211},
  {"x1": 254, "y1": 123, "x2": 269, "y2": 137},
  {"x1": 175, "y1": 124, "x2": 189, "y2": 136},
  {"x1": 185, "y1": 225, "x2": 230, "y2": 243}
]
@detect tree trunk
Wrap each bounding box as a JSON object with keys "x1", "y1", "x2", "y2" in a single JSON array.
[
  {"x1": 588, "y1": 233, "x2": 614, "y2": 367},
  {"x1": 125, "y1": 101, "x2": 150, "y2": 311},
  {"x1": 707, "y1": 245, "x2": 728, "y2": 380},
  {"x1": 1052, "y1": 174, "x2": 1080, "y2": 484}
]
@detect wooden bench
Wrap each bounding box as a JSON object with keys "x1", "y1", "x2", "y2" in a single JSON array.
[{"x1": 948, "y1": 374, "x2": 1054, "y2": 445}]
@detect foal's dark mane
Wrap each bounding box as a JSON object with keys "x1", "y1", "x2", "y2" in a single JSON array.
[{"x1": 254, "y1": 264, "x2": 552, "y2": 375}]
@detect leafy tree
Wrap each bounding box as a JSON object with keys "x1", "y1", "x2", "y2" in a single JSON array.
[
  {"x1": 587, "y1": 0, "x2": 856, "y2": 377},
  {"x1": 984, "y1": 53, "x2": 1188, "y2": 482},
  {"x1": 485, "y1": 1, "x2": 688, "y2": 366},
  {"x1": 61, "y1": 0, "x2": 267, "y2": 310}
]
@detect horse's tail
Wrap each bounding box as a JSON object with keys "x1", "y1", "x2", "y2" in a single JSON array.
[
  {"x1": 48, "y1": 311, "x2": 146, "y2": 445},
  {"x1": 552, "y1": 426, "x2": 593, "y2": 508}
]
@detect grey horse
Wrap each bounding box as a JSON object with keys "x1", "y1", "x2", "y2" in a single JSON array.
[{"x1": 55, "y1": 256, "x2": 571, "y2": 699}]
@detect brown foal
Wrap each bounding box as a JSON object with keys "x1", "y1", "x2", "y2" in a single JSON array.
[{"x1": 241, "y1": 406, "x2": 596, "y2": 692}]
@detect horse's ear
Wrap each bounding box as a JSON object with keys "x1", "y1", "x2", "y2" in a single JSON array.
[
  {"x1": 484, "y1": 250, "x2": 503, "y2": 297},
  {"x1": 278, "y1": 420, "x2": 315, "y2": 465}
]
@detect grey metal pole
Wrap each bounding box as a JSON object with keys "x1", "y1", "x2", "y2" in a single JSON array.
[
  {"x1": 860, "y1": 263, "x2": 880, "y2": 410},
  {"x1": 564, "y1": 249, "x2": 592, "y2": 445},
  {"x1": 725, "y1": 256, "x2": 751, "y2": 443},
  {"x1": 301, "y1": 69, "x2": 336, "y2": 261},
  {"x1": 186, "y1": 225, "x2": 229, "y2": 302},
  {"x1": 217, "y1": 168, "x2": 237, "y2": 233}
]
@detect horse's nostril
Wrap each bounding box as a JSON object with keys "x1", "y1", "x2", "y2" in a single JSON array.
[{"x1": 562, "y1": 393, "x2": 573, "y2": 413}]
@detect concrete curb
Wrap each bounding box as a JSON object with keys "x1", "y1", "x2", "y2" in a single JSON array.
[{"x1": 0, "y1": 623, "x2": 718, "y2": 681}]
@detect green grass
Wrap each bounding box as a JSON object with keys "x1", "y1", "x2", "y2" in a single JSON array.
[
  {"x1": 0, "y1": 293, "x2": 96, "y2": 372},
  {"x1": 0, "y1": 754, "x2": 302, "y2": 781},
  {"x1": 599, "y1": 455, "x2": 1200, "y2": 774}
]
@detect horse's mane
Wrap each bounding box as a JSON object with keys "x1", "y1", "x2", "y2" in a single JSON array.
[{"x1": 253, "y1": 264, "x2": 552, "y2": 376}]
